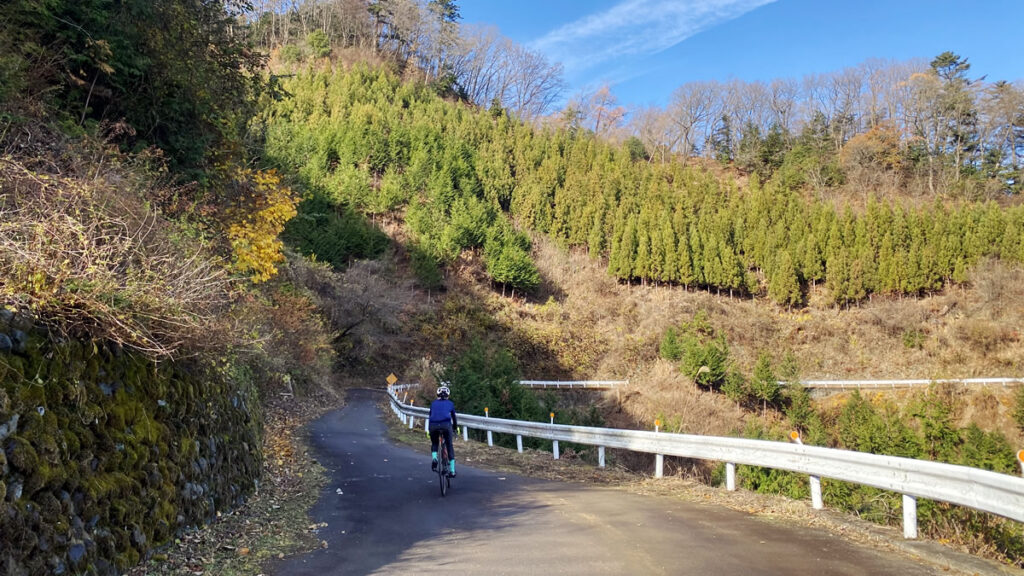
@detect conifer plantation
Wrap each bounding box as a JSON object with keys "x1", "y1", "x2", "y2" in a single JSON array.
[{"x1": 260, "y1": 66, "x2": 1024, "y2": 305}]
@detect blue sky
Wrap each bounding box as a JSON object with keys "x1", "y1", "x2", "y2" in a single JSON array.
[{"x1": 459, "y1": 0, "x2": 1024, "y2": 109}]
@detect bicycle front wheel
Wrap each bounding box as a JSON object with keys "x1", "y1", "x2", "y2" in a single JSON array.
[{"x1": 439, "y1": 455, "x2": 449, "y2": 497}]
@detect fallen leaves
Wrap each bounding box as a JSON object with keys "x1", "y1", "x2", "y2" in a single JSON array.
[{"x1": 127, "y1": 393, "x2": 341, "y2": 576}]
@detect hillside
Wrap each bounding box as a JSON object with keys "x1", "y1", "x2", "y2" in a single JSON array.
[
  {"x1": 3, "y1": 0, "x2": 1024, "y2": 571},
  {"x1": 255, "y1": 63, "x2": 1024, "y2": 564}
]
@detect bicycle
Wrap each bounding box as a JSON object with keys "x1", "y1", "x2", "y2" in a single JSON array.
[{"x1": 437, "y1": 439, "x2": 452, "y2": 496}]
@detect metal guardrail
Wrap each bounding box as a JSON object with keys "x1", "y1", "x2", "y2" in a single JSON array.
[
  {"x1": 386, "y1": 387, "x2": 1024, "y2": 539},
  {"x1": 387, "y1": 380, "x2": 627, "y2": 392},
  {"x1": 517, "y1": 380, "x2": 628, "y2": 389},
  {"x1": 397, "y1": 378, "x2": 1022, "y2": 393},
  {"x1": 794, "y1": 378, "x2": 1024, "y2": 390},
  {"x1": 518, "y1": 378, "x2": 1024, "y2": 391}
]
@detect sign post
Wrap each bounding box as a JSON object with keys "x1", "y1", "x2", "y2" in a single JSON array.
[
  {"x1": 485, "y1": 407, "x2": 493, "y2": 446},
  {"x1": 791, "y1": 431, "x2": 823, "y2": 510}
]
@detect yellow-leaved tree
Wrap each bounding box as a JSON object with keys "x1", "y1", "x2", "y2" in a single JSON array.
[{"x1": 227, "y1": 168, "x2": 299, "y2": 282}]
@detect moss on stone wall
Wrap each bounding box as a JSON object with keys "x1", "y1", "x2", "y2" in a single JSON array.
[{"x1": 0, "y1": 313, "x2": 263, "y2": 575}]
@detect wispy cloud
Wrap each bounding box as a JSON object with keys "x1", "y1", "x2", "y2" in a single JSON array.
[{"x1": 530, "y1": 0, "x2": 776, "y2": 76}]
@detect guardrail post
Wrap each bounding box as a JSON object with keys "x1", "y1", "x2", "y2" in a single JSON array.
[
  {"x1": 654, "y1": 419, "x2": 663, "y2": 478},
  {"x1": 902, "y1": 494, "x2": 917, "y2": 539},
  {"x1": 485, "y1": 407, "x2": 493, "y2": 446},
  {"x1": 726, "y1": 463, "x2": 736, "y2": 491},
  {"x1": 809, "y1": 476, "x2": 823, "y2": 510},
  {"x1": 516, "y1": 435, "x2": 523, "y2": 453},
  {"x1": 463, "y1": 426, "x2": 469, "y2": 442},
  {"x1": 790, "y1": 431, "x2": 822, "y2": 509},
  {"x1": 550, "y1": 412, "x2": 559, "y2": 459},
  {"x1": 598, "y1": 446, "x2": 605, "y2": 468}
]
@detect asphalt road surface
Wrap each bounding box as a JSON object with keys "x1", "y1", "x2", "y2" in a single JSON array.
[{"x1": 272, "y1": 389, "x2": 940, "y2": 576}]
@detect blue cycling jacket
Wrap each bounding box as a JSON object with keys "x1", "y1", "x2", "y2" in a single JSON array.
[{"x1": 429, "y1": 398, "x2": 457, "y2": 427}]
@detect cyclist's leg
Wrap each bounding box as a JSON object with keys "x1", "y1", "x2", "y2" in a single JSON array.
[
  {"x1": 429, "y1": 427, "x2": 441, "y2": 470},
  {"x1": 444, "y1": 425, "x2": 455, "y2": 475}
]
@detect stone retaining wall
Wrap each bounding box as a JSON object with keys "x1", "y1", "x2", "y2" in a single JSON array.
[{"x1": 0, "y1": 313, "x2": 262, "y2": 574}]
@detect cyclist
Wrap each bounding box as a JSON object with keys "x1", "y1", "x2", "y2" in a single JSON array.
[{"x1": 429, "y1": 383, "x2": 458, "y2": 477}]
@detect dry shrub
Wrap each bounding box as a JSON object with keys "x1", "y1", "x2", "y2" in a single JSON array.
[
  {"x1": 970, "y1": 257, "x2": 1022, "y2": 311},
  {"x1": 857, "y1": 300, "x2": 929, "y2": 338},
  {"x1": 955, "y1": 319, "x2": 1015, "y2": 356},
  {"x1": 403, "y1": 356, "x2": 444, "y2": 390},
  {"x1": 0, "y1": 158, "x2": 231, "y2": 357},
  {"x1": 285, "y1": 251, "x2": 428, "y2": 373},
  {"x1": 610, "y1": 361, "x2": 746, "y2": 437},
  {"x1": 229, "y1": 276, "x2": 336, "y2": 394}
]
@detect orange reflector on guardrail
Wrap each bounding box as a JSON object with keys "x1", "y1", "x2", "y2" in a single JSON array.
[
  {"x1": 1018, "y1": 450, "x2": 1024, "y2": 462},
  {"x1": 789, "y1": 431, "x2": 800, "y2": 442}
]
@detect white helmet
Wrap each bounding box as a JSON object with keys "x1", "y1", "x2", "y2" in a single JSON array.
[{"x1": 436, "y1": 383, "x2": 450, "y2": 398}]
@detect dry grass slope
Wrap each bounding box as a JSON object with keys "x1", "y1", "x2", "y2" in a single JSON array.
[{"x1": 470, "y1": 233, "x2": 1024, "y2": 442}]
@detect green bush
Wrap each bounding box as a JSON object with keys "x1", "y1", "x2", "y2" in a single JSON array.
[
  {"x1": 307, "y1": 30, "x2": 330, "y2": 58},
  {"x1": 279, "y1": 44, "x2": 303, "y2": 64},
  {"x1": 409, "y1": 242, "x2": 444, "y2": 289},
  {"x1": 736, "y1": 423, "x2": 808, "y2": 499},
  {"x1": 902, "y1": 329, "x2": 925, "y2": 349},
  {"x1": 441, "y1": 340, "x2": 542, "y2": 445},
  {"x1": 284, "y1": 196, "x2": 388, "y2": 269},
  {"x1": 1014, "y1": 385, "x2": 1024, "y2": 432},
  {"x1": 658, "y1": 327, "x2": 682, "y2": 361},
  {"x1": 483, "y1": 222, "x2": 540, "y2": 294},
  {"x1": 837, "y1": 391, "x2": 921, "y2": 457},
  {"x1": 680, "y1": 332, "x2": 730, "y2": 389},
  {"x1": 721, "y1": 369, "x2": 749, "y2": 405},
  {"x1": 783, "y1": 386, "x2": 826, "y2": 444}
]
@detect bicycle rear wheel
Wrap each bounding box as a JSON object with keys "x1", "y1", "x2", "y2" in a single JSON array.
[{"x1": 439, "y1": 451, "x2": 449, "y2": 497}]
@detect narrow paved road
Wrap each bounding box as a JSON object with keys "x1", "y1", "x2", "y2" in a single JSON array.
[{"x1": 273, "y1": 389, "x2": 939, "y2": 575}]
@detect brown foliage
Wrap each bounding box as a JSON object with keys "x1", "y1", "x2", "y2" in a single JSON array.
[
  {"x1": 840, "y1": 123, "x2": 905, "y2": 194},
  {"x1": 0, "y1": 157, "x2": 232, "y2": 357}
]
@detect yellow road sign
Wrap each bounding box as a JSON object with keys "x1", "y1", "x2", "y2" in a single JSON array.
[{"x1": 386, "y1": 373, "x2": 398, "y2": 386}]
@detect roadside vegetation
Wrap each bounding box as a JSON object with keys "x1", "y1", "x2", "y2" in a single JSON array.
[{"x1": 3, "y1": 0, "x2": 1024, "y2": 572}]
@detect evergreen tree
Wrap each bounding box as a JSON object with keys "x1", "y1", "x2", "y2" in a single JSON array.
[
  {"x1": 722, "y1": 370, "x2": 750, "y2": 406},
  {"x1": 680, "y1": 332, "x2": 730, "y2": 390},
  {"x1": 659, "y1": 327, "x2": 682, "y2": 361},
  {"x1": 768, "y1": 251, "x2": 802, "y2": 308},
  {"x1": 750, "y1": 351, "x2": 780, "y2": 418},
  {"x1": 660, "y1": 212, "x2": 679, "y2": 283}
]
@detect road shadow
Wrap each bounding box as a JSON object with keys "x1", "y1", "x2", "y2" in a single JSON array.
[{"x1": 269, "y1": 389, "x2": 557, "y2": 576}]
